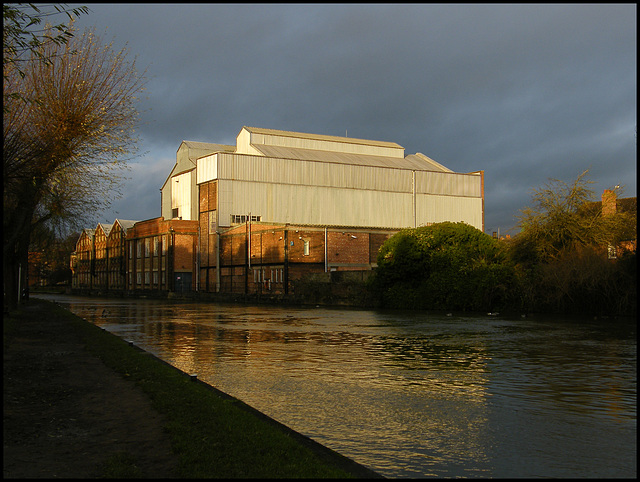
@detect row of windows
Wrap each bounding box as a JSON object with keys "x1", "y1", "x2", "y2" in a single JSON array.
[
  {"x1": 253, "y1": 267, "x2": 284, "y2": 284},
  {"x1": 129, "y1": 236, "x2": 168, "y2": 259},
  {"x1": 128, "y1": 271, "x2": 166, "y2": 286},
  {"x1": 77, "y1": 247, "x2": 125, "y2": 260},
  {"x1": 231, "y1": 214, "x2": 261, "y2": 224}
]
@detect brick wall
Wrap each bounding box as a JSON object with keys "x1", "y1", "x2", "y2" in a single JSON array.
[
  {"x1": 126, "y1": 217, "x2": 198, "y2": 291},
  {"x1": 326, "y1": 231, "x2": 369, "y2": 265}
]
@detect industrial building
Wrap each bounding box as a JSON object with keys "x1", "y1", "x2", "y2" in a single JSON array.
[
  {"x1": 71, "y1": 219, "x2": 138, "y2": 291},
  {"x1": 72, "y1": 126, "x2": 485, "y2": 296}
]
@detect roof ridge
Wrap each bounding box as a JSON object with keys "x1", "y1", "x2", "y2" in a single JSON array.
[{"x1": 242, "y1": 126, "x2": 404, "y2": 149}]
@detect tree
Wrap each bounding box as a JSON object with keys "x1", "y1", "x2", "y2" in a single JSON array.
[
  {"x1": 3, "y1": 4, "x2": 88, "y2": 105},
  {"x1": 372, "y1": 222, "x2": 515, "y2": 311},
  {"x1": 28, "y1": 227, "x2": 79, "y2": 287},
  {"x1": 3, "y1": 19, "x2": 146, "y2": 311},
  {"x1": 508, "y1": 171, "x2": 636, "y2": 315},
  {"x1": 511, "y1": 170, "x2": 634, "y2": 264}
]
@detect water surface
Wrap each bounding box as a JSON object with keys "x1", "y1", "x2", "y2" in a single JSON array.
[{"x1": 37, "y1": 294, "x2": 636, "y2": 478}]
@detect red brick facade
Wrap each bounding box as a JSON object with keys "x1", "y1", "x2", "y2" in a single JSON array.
[
  {"x1": 195, "y1": 221, "x2": 395, "y2": 295},
  {"x1": 125, "y1": 217, "x2": 198, "y2": 293},
  {"x1": 107, "y1": 222, "x2": 127, "y2": 290},
  {"x1": 72, "y1": 229, "x2": 95, "y2": 289},
  {"x1": 73, "y1": 214, "x2": 396, "y2": 296}
]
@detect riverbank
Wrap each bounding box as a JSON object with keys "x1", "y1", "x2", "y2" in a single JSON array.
[{"x1": 3, "y1": 299, "x2": 382, "y2": 478}]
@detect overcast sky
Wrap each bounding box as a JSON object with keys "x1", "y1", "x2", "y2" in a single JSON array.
[{"x1": 68, "y1": 3, "x2": 636, "y2": 234}]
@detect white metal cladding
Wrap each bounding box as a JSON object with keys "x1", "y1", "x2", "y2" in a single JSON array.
[
  {"x1": 220, "y1": 180, "x2": 415, "y2": 228},
  {"x1": 416, "y1": 195, "x2": 483, "y2": 229},
  {"x1": 239, "y1": 126, "x2": 405, "y2": 158},
  {"x1": 216, "y1": 153, "x2": 413, "y2": 193},
  {"x1": 214, "y1": 153, "x2": 481, "y2": 197},
  {"x1": 171, "y1": 170, "x2": 193, "y2": 220},
  {"x1": 250, "y1": 132, "x2": 404, "y2": 158},
  {"x1": 415, "y1": 170, "x2": 482, "y2": 197},
  {"x1": 161, "y1": 182, "x2": 172, "y2": 219},
  {"x1": 217, "y1": 179, "x2": 483, "y2": 230},
  {"x1": 197, "y1": 153, "x2": 218, "y2": 184}
]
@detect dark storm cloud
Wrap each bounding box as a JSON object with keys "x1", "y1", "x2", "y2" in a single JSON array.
[{"x1": 71, "y1": 4, "x2": 636, "y2": 232}]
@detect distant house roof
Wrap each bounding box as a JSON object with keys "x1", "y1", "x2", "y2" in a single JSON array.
[
  {"x1": 617, "y1": 197, "x2": 637, "y2": 214},
  {"x1": 584, "y1": 195, "x2": 637, "y2": 215}
]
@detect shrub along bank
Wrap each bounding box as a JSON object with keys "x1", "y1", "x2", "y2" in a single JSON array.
[
  {"x1": 369, "y1": 222, "x2": 517, "y2": 312},
  {"x1": 368, "y1": 221, "x2": 636, "y2": 317}
]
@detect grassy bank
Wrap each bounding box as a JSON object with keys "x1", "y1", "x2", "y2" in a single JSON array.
[{"x1": 4, "y1": 299, "x2": 381, "y2": 479}]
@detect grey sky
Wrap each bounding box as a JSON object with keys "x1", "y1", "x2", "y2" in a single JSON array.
[{"x1": 69, "y1": 3, "x2": 636, "y2": 234}]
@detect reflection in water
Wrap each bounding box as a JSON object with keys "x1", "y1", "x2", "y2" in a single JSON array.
[{"x1": 37, "y1": 294, "x2": 636, "y2": 478}]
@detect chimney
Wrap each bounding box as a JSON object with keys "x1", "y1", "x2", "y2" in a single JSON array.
[{"x1": 602, "y1": 189, "x2": 617, "y2": 217}]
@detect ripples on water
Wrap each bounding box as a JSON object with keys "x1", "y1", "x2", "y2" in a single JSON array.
[{"x1": 38, "y1": 295, "x2": 636, "y2": 478}]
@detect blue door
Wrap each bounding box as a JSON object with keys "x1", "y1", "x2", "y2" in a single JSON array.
[{"x1": 174, "y1": 272, "x2": 192, "y2": 293}]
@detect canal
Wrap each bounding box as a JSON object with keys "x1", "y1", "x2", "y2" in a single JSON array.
[{"x1": 36, "y1": 294, "x2": 636, "y2": 478}]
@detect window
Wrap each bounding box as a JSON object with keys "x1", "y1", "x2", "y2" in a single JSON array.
[
  {"x1": 172, "y1": 208, "x2": 179, "y2": 219},
  {"x1": 153, "y1": 237, "x2": 159, "y2": 256},
  {"x1": 303, "y1": 240, "x2": 310, "y2": 256},
  {"x1": 231, "y1": 214, "x2": 261, "y2": 224},
  {"x1": 145, "y1": 239, "x2": 150, "y2": 257}
]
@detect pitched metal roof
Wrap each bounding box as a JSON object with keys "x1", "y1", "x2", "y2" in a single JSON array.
[
  {"x1": 249, "y1": 144, "x2": 452, "y2": 172},
  {"x1": 181, "y1": 141, "x2": 235, "y2": 161},
  {"x1": 242, "y1": 126, "x2": 403, "y2": 150},
  {"x1": 114, "y1": 219, "x2": 139, "y2": 233}
]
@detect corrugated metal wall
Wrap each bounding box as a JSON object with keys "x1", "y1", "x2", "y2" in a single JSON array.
[
  {"x1": 171, "y1": 171, "x2": 193, "y2": 220},
  {"x1": 218, "y1": 180, "x2": 415, "y2": 228},
  {"x1": 197, "y1": 154, "x2": 218, "y2": 184},
  {"x1": 199, "y1": 153, "x2": 483, "y2": 229}
]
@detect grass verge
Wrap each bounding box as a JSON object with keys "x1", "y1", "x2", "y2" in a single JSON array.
[{"x1": 5, "y1": 299, "x2": 381, "y2": 479}]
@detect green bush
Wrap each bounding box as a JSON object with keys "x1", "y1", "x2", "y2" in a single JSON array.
[{"x1": 371, "y1": 222, "x2": 516, "y2": 312}]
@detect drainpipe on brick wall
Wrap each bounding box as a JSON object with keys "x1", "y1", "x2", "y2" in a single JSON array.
[
  {"x1": 169, "y1": 227, "x2": 175, "y2": 292},
  {"x1": 245, "y1": 218, "x2": 249, "y2": 294},
  {"x1": 248, "y1": 215, "x2": 251, "y2": 269},
  {"x1": 324, "y1": 227, "x2": 328, "y2": 272},
  {"x1": 195, "y1": 226, "x2": 199, "y2": 292},
  {"x1": 284, "y1": 229, "x2": 289, "y2": 295},
  {"x1": 216, "y1": 231, "x2": 221, "y2": 293}
]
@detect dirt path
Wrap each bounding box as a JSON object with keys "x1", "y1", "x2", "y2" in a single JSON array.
[{"x1": 3, "y1": 303, "x2": 179, "y2": 478}]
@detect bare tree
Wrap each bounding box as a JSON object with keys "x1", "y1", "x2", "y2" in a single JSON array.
[
  {"x1": 513, "y1": 170, "x2": 633, "y2": 262},
  {"x1": 3, "y1": 22, "x2": 146, "y2": 310}
]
